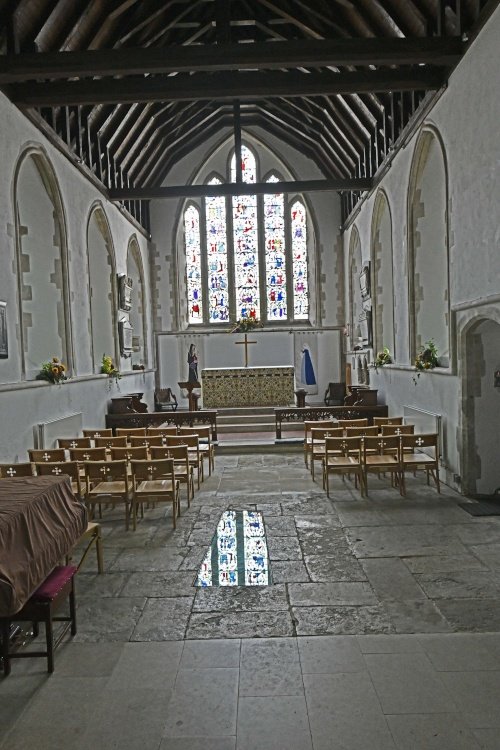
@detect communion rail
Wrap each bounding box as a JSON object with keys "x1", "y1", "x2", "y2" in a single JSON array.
[
  {"x1": 274, "y1": 405, "x2": 388, "y2": 439},
  {"x1": 105, "y1": 410, "x2": 218, "y2": 441}
]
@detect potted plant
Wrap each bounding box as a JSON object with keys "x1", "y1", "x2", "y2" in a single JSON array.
[
  {"x1": 413, "y1": 339, "x2": 439, "y2": 384},
  {"x1": 36, "y1": 357, "x2": 68, "y2": 384},
  {"x1": 371, "y1": 347, "x2": 392, "y2": 371},
  {"x1": 101, "y1": 353, "x2": 121, "y2": 387}
]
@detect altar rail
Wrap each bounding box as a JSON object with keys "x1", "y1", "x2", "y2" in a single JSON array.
[
  {"x1": 274, "y1": 405, "x2": 388, "y2": 439},
  {"x1": 105, "y1": 410, "x2": 218, "y2": 441}
]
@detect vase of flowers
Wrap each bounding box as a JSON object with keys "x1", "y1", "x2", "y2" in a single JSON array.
[
  {"x1": 371, "y1": 347, "x2": 392, "y2": 371},
  {"x1": 413, "y1": 339, "x2": 439, "y2": 384},
  {"x1": 101, "y1": 354, "x2": 121, "y2": 387},
  {"x1": 229, "y1": 317, "x2": 263, "y2": 333},
  {"x1": 36, "y1": 357, "x2": 68, "y2": 384}
]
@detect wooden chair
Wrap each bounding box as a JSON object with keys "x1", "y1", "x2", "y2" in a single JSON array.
[
  {"x1": 95, "y1": 436, "x2": 128, "y2": 450},
  {"x1": 82, "y1": 428, "x2": 113, "y2": 440},
  {"x1": 362, "y1": 436, "x2": 403, "y2": 496},
  {"x1": 381, "y1": 424, "x2": 414, "y2": 436},
  {"x1": 111, "y1": 446, "x2": 148, "y2": 462},
  {"x1": 154, "y1": 388, "x2": 178, "y2": 412},
  {"x1": 69, "y1": 447, "x2": 107, "y2": 464},
  {"x1": 146, "y1": 426, "x2": 178, "y2": 438},
  {"x1": 344, "y1": 425, "x2": 379, "y2": 437},
  {"x1": 0, "y1": 565, "x2": 77, "y2": 676},
  {"x1": 58, "y1": 437, "x2": 92, "y2": 450},
  {"x1": 401, "y1": 434, "x2": 440, "y2": 494},
  {"x1": 29, "y1": 449, "x2": 66, "y2": 464},
  {"x1": 303, "y1": 419, "x2": 336, "y2": 467},
  {"x1": 84, "y1": 460, "x2": 132, "y2": 530},
  {"x1": 151, "y1": 445, "x2": 194, "y2": 505},
  {"x1": 373, "y1": 416, "x2": 404, "y2": 428},
  {"x1": 35, "y1": 461, "x2": 83, "y2": 499},
  {"x1": 166, "y1": 435, "x2": 203, "y2": 488},
  {"x1": 67, "y1": 521, "x2": 104, "y2": 574},
  {"x1": 323, "y1": 436, "x2": 364, "y2": 497},
  {"x1": 115, "y1": 427, "x2": 147, "y2": 439},
  {"x1": 0, "y1": 462, "x2": 34, "y2": 478},
  {"x1": 337, "y1": 418, "x2": 369, "y2": 428},
  {"x1": 130, "y1": 459, "x2": 180, "y2": 530},
  {"x1": 178, "y1": 425, "x2": 215, "y2": 474},
  {"x1": 310, "y1": 426, "x2": 343, "y2": 481},
  {"x1": 324, "y1": 382, "x2": 346, "y2": 406}
]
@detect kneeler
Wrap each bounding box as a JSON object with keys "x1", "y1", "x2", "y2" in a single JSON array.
[{"x1": 0, "y1": 565, "x2": 77, "y2": 676}]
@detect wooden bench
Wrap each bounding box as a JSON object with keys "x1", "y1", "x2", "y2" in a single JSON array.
[{"x1": 0, "y1": 565, "x2": 77, "y2": 676}]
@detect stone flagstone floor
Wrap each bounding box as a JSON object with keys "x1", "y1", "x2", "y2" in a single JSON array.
[{"x1": 2, "y1": 452, "x2": 500, "y2": 749}]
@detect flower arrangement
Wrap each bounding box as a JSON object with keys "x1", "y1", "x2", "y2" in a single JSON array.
[
  {"x1": 413, "y1": 339, "x2": 439, "y2": 384},
  {"x1": 229, "y1": 316, "x2": 263, "y2": 333},
  {"x1": 101, "y1": 354, "x2": 121, "y2": 384},
  {"x1": 36, "y1": 357, "x2": 68, "y2": 384},
  {"x1": 371, "y1": 347, "x2": 392, "y2": 371}
]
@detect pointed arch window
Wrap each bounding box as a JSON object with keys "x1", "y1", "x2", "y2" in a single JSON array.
[
  {"x1": 182, "y1": 144, "x2": 311, "y2": 326},
  {"x1": 185, "y1": 204, "x2": 203, "y2": 324}
]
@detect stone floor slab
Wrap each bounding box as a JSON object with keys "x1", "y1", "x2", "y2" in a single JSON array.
[
  {"x1": 179, "y1": 639, "x2": 241, "y2": 669},
  {"x1": 288, "y1": 581, "x2": 377, "y2": 606},
  {"x1": 239, "y1": 638, "x2": 302, "y2": 696},
  {"x1": 192, "y1": 585, "x2": 288, "y2": 612},
  {"x1": 236, "y1": 695, "x2": 312, "y2": 750},
  {"x1": 387, "y1": 713, "x2": 481, "y2": 750},
  {"x1": 361, "y1": 558, "x2": 426, "y2": 600},
  {"x1": 293, "y1": 605, "x2": 394, "y2": 636},
  {"x1": 365, "y1": 652, "x2": 458, "y2": 714},
  {"x1": 163, "y1": 668, "x2": 239, "y2": 737},
  {"x1": 186, "y1": 611, "x2": 294, "y2": 639}
]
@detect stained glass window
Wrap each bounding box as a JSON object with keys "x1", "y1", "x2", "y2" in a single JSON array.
[
  {"x1": 184, "y1": 205, "x2": 203, "y2": 324},
  {"x1": 205, "y1": 177, "x2": 230, "y2": 323},
  {"x1": 291, "y1": 200, "x2": 309, "y2": 319},
  {"x1": 264, "y1": 175, "x2": 287, "y2": 320},
  {"x1": 231, "y1": 146, "x2": 260, "y2": 320},
  {"x1": 196, "y1": 509, "x2": 270, "y2": 587},
  {"x1": 183, "y1": 145, "x2": 311, "y2": 325}
]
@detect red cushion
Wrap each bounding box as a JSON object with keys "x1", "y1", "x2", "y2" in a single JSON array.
[{"x1": 32, "y1": 565, "x2": 77, "y2": 602}]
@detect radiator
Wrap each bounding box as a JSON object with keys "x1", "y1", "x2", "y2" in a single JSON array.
[
  {"x1": 403, "y1": 406, "x2": 442, "y2": 459},
  {"x1": 34, "y1": 412, "x2": 83, "y2": 449}
]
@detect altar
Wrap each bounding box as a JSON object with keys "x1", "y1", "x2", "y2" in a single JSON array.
[{"x1": 201, "y1": 366, "x2": 294, "y2": 408}]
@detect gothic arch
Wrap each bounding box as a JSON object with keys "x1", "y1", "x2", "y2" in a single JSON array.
[
  {"x1": 407, "y1": 125, "x2": 450, "y2": 365},
  {"x1": 458, "y1": 306, "x2": 500, "y2": 496},
  {"x1": 348, "y1": 225, "x2": 363, "y2": 349},
  {"x1": 127, "y1": 235, "x2": 148, "y2": 366},
  {"x1": 371, "y1": 189, "x2": 395, "y2": 357},
  {"x1": 86, "y1": 202, "x2": 119, "y2": 371},
  {"x1": 13, "y1": 145, "x2": 73, "y2": 378}
]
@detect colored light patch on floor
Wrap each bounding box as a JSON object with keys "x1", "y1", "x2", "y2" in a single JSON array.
[{"x1": 196, "y1": 510, "x2": 271, "y2": 586}]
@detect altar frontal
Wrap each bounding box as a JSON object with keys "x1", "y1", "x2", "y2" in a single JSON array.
[{"x1": 201, "y1": 366, "x2": 294, "y2": 408}]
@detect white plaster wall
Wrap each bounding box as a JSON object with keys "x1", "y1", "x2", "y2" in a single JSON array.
[
  {"x1": 0, "y1": 91, "x2": 155, "y2": 462},
  {"x1": 372, "y1": 194, "x2": 395, "y2": 356},
  {"x1": 343, "y1": 7, "x2": 500, "y2": 487}
]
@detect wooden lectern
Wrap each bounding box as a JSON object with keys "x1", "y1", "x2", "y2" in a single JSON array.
[{"x1": 178, "y1": 381, "x2": 201, "y2": 411}]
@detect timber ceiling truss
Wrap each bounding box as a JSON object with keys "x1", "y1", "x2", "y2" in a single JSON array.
[{"x1": 0, "y1": 0, "x2": 496, "y2": 233}]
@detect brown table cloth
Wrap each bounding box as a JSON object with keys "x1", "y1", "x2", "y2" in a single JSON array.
[{"x1": 0, "y1": 476, "x2": 87, "y2": 617}]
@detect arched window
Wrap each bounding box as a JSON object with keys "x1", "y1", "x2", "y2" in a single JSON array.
[{"x1": 184, "y1": 144, "x2": 310, "y2": 326}]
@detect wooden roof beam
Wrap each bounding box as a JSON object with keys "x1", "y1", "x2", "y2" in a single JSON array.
[
  {"x1": 0, "y1": 37, "x2": 463, "y2": 83},
  {"x1": 10, "y1": 68, "x2": 446, "y2": 107},
  {"x1": 109, "y1": 177, "x2": 373, "y2": 201}
]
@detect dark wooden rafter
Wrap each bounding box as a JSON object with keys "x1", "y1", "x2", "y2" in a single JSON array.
[
  {"x1": 110, "y1": 177, "x2": 373, "y2": 201},
  {"x1": 0, "y1": 37, "x2": 464, "y2": 82},
  {"x1": 10, "y1": 68, "x2": 447, "y2": 107}
]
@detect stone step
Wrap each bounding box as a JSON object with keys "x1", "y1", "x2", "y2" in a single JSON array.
[
  {"x1": 214, "y1": 406, "x2": 279, "y2": 417},
  {"x1": 217, "y1": 422, "x2": 302, "y2": 435},
  {"x1": 217, "y1": 413, "x2": 276, "y2": 426}
]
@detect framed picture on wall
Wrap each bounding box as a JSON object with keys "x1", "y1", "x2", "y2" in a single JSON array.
[{"x1": 0, "y1": 302, "x2": 7, "y2": 358}]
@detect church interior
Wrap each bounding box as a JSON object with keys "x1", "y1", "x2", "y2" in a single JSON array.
[{"x1": 1, "y1": 1, "x2": 500, "y2": 747}]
